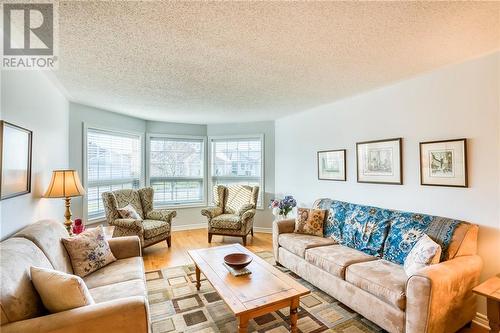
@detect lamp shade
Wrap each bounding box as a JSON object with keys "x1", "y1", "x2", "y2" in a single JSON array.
[{"x1": 44, "y1": 170, "x2": 86, "y2": 198}]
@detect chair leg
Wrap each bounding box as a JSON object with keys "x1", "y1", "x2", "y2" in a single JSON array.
[
  {"x1": 208, "y1": 233, "x2": 212, "y2": 243},
  {"x1": 242, "y1": 235, "x2": 247, "y2": 246},
  {"x1": 166, "y1": 236, "x2": 171, "y2": 248},
  {"x1": 251, "y1": 228, "x2": 254, "y2": 237}
]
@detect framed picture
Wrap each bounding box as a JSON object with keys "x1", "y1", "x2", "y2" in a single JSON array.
[
  {"x1": 317, "y1": 149, "x2": 346, "y2": 181},
  {"x1": 419, "y1": 138, "x2": 467, "y2": 187},
  {"x1": 356, "y1": 138, "x2": 402, "y2": 185},
  {"x1": 0, "y1": 121, "x2": 33, "y2": 200}
]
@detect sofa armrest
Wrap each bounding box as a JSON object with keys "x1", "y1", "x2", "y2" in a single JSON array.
[
  {"x1": 1, "y1": 296, "x2": 149, "y2": 333},
  {"x1": 406, "y1": 255, "x2": 482, "y2": 333},
  {"x1": 108, "y1": 236, "x2": 142, "y2": 259},
  {"x1": 201, "y1": 207, "x2": 223, "y2": 219},
  {"x1": 111, "y1": 218, "x2": 143, "y2": 232},
  {"x1": 146, "y1": 209, "x2": 176, "y2": 222},
  {"x1": 272, "y1": 219, "x2": 296, "y2": 263}
]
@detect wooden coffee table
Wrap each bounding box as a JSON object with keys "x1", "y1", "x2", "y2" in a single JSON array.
[{"x1": 188, "y1": 244, "x2": 310, "y2": 332}]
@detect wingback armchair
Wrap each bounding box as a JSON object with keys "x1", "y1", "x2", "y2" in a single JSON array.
[
  {"x1": 201, "y1": 185, "x2": 259, "y2": 246},
  {"x1": 102, "y1": 187, "x2": 176, "y2": 248}
]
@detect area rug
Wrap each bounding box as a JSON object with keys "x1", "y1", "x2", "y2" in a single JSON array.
[{"x1": 146, "y1": 251, "x2": 387, "y2": 333}]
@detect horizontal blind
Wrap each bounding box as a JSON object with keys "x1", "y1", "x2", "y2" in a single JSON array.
[
  {"x1": 86, "y1": 128, "x2": 141, "y2": 219},
  {"x1": 210, "y1": 137, "x2": 263, "y2": 207},
  {"x1": 149, "y1": 136, "x2": 204, "y2": 206}
]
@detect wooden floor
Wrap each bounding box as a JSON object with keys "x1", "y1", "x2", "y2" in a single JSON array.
[
  {"x1": 142, "y1": 228, "x2": 486, "y2": 333},
  {"x1": 143, "y1": 228, "x2": 273, "y2": 271}
]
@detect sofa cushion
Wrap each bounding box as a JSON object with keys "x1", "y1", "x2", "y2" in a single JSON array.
[
  {"x1": 305, "y1": 245, "x2": 378, "y2": 279},
  {"x1": 83, "y1": 257, "x2": 144, "y2": 289},
  {"x1": 89, "y1": 279, "x2": 146, "y2": 303},
  {"x1": 346, "y1": 259, "x2": 408, "y2": 310},
  {"x1": 210, "y1": 214, "x2": 242, "y2": 230},
  {"x1": 342, "y1": 206, "x2": 393, "y2": 256},
  {"x1": 294, "y1": 208, "x2": 326, "y2": 237},
  {"x1": 0, "y1": 238, "x2": 53, "y2": 325},
  {"x1": 278, "y1": 233, "x2": 336, "y2": 258},
  {"x1": 315, "y1": 199, "x2": 356, "y2": 241},
  {"x1": 62, "y1": 226, "x2": 117, "y2": 277},
  {"x1": 142, "y1": 219, "x2": 171, "y2": 239},
  {"x1": 30, "y1": 266, "x2": 94, "y2": 313},
  {"x1": 383, "y1": 212, "x2": 463, "y2": 264},
  {"x1": 14, "y1": 219, "x2": 73, "y2": 274}
]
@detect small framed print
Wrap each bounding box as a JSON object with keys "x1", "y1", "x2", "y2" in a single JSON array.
[
  {"x1": 356, "y1": 138, "x2": 402, "y2": 185},
  {"x1": 317, "y1": 149, "x2": 346, "y2": 181},
  {"x1": 419, "y1": 138, "x2": 467, "y2": 187},
  {"x1": 0, "y1": 121, "x2": 33, "y2": 200}
]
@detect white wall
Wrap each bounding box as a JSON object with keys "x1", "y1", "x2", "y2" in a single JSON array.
[
  {"x1": 1, "y1": 71, "x2": 69, "y2": 239},
  {"x1": 275, "y1": 52, "x2": 500, "y2": 316}
]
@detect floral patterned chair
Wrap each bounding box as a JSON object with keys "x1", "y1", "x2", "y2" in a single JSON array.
[
  {"x1": 201, "y1": 185, "x2": 259, "y2": 246},
  {"x1": 102, "y1": 187, "x2": 176, "y2": 248}
]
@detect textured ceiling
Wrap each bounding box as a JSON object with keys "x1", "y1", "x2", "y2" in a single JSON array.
[{"x1": 56, "y1": 1, "x2": 500, "y2": 124}]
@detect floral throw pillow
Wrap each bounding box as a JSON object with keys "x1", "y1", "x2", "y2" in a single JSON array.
[
  {"x1": 294, "y1": 208, "x2": 326, "y2": 237},
  {"x1": 62, "y1": 226, "x2": 117, "y2": 277},
  {"x1": 117, "y1": 204, "x2": 142, "y2": 220},
  {"x1": 403, "y1": 234, "x2": 441, "y2": 276}
]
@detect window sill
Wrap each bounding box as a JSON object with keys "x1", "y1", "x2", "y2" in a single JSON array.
[{"x1": 155, "y1": 203, "x2": 207, "y2": 210}]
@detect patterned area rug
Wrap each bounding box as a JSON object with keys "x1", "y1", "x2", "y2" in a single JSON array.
[{"x1": 146, "y1": 251, "x2": 386, "y2": 333}]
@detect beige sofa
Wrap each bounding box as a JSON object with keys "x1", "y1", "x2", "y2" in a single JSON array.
[
  {"x1": 273, "y1": 199, "x2": 482, "y2": 333},
  {"x1": 0, "y1": 220, "x2": 149, "y2": 333}
]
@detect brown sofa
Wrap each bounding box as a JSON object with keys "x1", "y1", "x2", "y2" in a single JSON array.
[
  {"x1": 0, "y1": 220, "x2": 149, "y2": 333},
  {"x1": 273, "y1": 199, "x2": 482, "y2": 333}
]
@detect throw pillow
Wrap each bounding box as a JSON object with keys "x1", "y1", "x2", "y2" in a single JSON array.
[
  {"x1": 342, "y1": 206, "x2": 393, "y2": 256},
  {"x1": 117, "y1": 204, "x2": 142, "y2": 220},
  {"x1": 403, "y1": 234, "x2": 442, "y2": 276},
  {"x1": 62, "y1": 226, "x2": 117, "y2": 277},
  {"x1": 294, "y1": 208, "x2": 326, "y2": 237},
  {"x1": 30, "y1": 266, "x2": 94, "y2": 313},
  {"x1": 382, "y1": 212, "x2": 433, "y2": 264},
  {"x1": 317, "y1": 199, "x2": 356, "y2": 242}
]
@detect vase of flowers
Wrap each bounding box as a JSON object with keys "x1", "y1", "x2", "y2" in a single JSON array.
[{"x1": 269, "y1": 195, "x2": 297, "y2": 220}]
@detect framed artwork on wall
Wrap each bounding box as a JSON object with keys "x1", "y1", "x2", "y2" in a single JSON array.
[
  {"x1": 0, "y1": 121, "x2": 33, "y2": 200},
  {"x1": 317, "y1": 149, "x2": 346, "y2": 181},
  {"x1": 419, "y1": 138, "x2": 467, "y2": 187},
  {"x1": 356, "y1": 138, "x2": 402, "y2": 185}
]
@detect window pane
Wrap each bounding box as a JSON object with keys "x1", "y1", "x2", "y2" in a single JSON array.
[
  {"x1": 86, "y1": 128, "x2": 141, "y2": 219},
  {"x1": 210, "y1": 137, "x2": 263, "y2": 207},
  {"x1": 149, "y1": 137, "x2": 204, "y2": 205}
]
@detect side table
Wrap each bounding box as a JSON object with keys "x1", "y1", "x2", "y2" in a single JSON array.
[{"x1": 473, "y1": 275, "x2": 500, "y2": 333}]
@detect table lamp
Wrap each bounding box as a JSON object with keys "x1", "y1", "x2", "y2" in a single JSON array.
[{"x1": 44, "y1": 170, "x2": 86, "y2": 233}]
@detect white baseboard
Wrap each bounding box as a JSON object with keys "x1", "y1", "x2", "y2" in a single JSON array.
[
  {"x1": 170, "y1": 224, "x2": 273, "y2": 233},
  {"x1": 473, "y1": 312, "x2": 490, "y2": 330},
  {"x1": 253, "y1": 227, "x2": 272, "y2": 234},
  {"x1": 171, "y1": 223, "x2": 207, "y2": 231}
]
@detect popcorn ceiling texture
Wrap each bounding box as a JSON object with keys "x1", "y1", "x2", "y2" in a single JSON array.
[{"x1": 56, "y1": 1, "x2": 500, "y2": 124}]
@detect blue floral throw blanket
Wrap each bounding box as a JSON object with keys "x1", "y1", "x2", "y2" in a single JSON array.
[{"x1": 316, "y1": 198, "x2": 466, "y2": 265}]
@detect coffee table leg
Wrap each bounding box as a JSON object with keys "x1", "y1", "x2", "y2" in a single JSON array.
[
  {"x1": 290, "y1": 297, "x2": 299, "y2": 333},
  {"x1": 195, "y1": 265, "x2": 201, "y2": 291},
  {"x1": 238, "y1": 314, "x2": 249, "y2": 333}
]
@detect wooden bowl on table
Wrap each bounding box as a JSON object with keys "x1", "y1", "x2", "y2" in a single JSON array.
[{"x1": 224, "y1": 253, "x2": 252, "y2": 270}]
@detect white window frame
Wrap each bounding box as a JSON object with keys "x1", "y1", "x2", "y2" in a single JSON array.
[
  {"x1": 208, "y1": 134, "x2": 265, "y2": 209},
  {"x1": 146, "y1": 133, "x2": 207, "y2": 209},
  {"x1": 83, "y1": 124, "x2": 145, "y2": 222}
]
